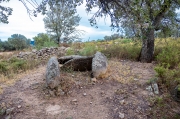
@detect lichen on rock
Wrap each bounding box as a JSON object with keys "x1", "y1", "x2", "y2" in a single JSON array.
[{"x1": 92, "y1": 52, "x2": 108, "y2": 78}]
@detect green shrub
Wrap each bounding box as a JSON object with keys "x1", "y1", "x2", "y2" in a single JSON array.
[
  {"x1": 156, "y1": 45, "x2": 180, "y2": 68},
  {"x1": 11, "y1": 59, "x2": 26, "y2": 71},
  {"x1": 101, "y1": 43, "x2": 141, "y2": 60},
  {"x1": 66, "y1": 48, "x2": 75, "y2": 55},
  {"x1": 43, "y1": 40, "x2": 58, "y2": 48},
  {"x1": 79, "y1": 43, "x2": 97, "y2": 56},
  {"x1": 0, "y1": 57, "x2": 42, "y2": 76},
  {"x1": 154, "y1": 40, "x2": 180, "y2": 88},
  {"x1": 119, "y1": 39, "x2": 132, "y2": 44},
  {"x1": 33, "y1": 33, "x2": 58, "y2": 50},
  {"x1": 0, "y1": 61, "x2": 8, "y2": 74}
]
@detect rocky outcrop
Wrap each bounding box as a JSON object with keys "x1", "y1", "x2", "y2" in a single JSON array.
[
  {"x1": 46, "y1": 57, "x2": 60, "y2": 89},
  {"x1": 61, "y1": 56, "x2": 93, "y2": 71},
  {"x1": 92, "y1": 52, "x2": 108, "y2": 78}
]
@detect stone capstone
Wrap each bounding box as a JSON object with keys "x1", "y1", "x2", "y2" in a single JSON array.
[{"x1": 58, "y1": 55, "x2": 82, "y2": 64}]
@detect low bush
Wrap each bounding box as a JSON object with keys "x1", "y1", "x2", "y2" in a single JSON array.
[
  {"x1": 154, "y1": 38, "x2": 180, "y2": 89},
  {"x1": 79, "y1": 43, "x2": 97, "y2": 56},
  {"x1": 101, "y1": 42, "x2": 141, "y2": 60},
  {"x1": 0, "y1": 57, "x2": 41, "y2": 76},
  {"x1": 66, "y1": 48, "x2": 76, "y2": 55},
  {"x1": 0, "y1": 61, "x2": 8, "y2": 74}
]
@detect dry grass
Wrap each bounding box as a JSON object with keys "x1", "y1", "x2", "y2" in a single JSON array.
[
  {"x1": 106, "y1": 59, "x2": 135, "y2": 84},
  {"x1": 0, "y1": 51, "x2": 20, "y2": 60},
  {"x1": 0, "y1": 65, "x2": 45, "y2": 94},
  {"x1": 0, "y1": 51, "x2": 45, "y2": 94}
]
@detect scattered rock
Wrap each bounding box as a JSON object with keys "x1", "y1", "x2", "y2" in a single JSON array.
[
  {"x1": 134, "y1": 78, "x2": 139, "y2": 81},
  {"x1": 17, "y1": 105, "x2": 21, "y2": 108},
  {"x1": 5, "y1": 115, "x2": 11, "y2": 119},
  {"x1": 91, "y1": 78, "x2": 97, "y2": 82},
  {"x1": 92, "y1": 52, "x2": 108, "y2": 78},
  {"x1": 119, "y1": 112, "x2": 124, "y2": 119},
  {"x1": 49, "y1": 90, "x2": 55, "y2": 97},
  {"x1": 46, "y1": 57, "x2": 60, "y2": 89},
  {"x1": 90, "y1": 102, "x2": 92, "y2": 104},
  {"x1": 100, "y1": 91, "x2": 105, "y2": 97},
  {"x1": 120, "y1": 100, "x2": 125, "y2": 105},
  {"x1": 55, "y1": 87, "x2": 65, "y2": 96},
  {"x1": 146, "y1": 82, "x2": 159, "y2": 95},
  {"x1": 30, "y1": 83, "x2": 39, "y2": 90},
  {"x1": 146, "y1": 86, "x2": 153, "y2": 92},
  {"x1": 46, "y1": 105, "x2": 66, "y2": 115},
  {"x1": 72, "y1": 99, "x2": 77, "y2": 102},
  {"x1": 152, "y1": 83, "x2": 159, "y2": 94},
  {"x1": 83, "y1": 93, "x2": 87, "y2": 96},
  {"x1": 6, "y1": 107, "x2": 15, "y2": 115}
]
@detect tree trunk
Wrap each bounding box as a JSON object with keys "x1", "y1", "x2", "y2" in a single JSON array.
[{"x1": 139, "y1": 28, "x2": 155, "y2": 63}]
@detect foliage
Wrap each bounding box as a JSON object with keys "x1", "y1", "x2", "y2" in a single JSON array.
[
  {"x1": 8, "y1": 34, "x2": 30, "y2": 50},
  {"x1": 33, "y1": 33, "x2": 58, "y2": 50},
  {"x1": 0, "y1": 61, "x2": 8, "y2": 73},
  {"x1": 43, "y1": 2, "x2": 82, "y2": 44},
  {"x1": 1, "y1": 0, "x2": 180, "y2": 62},
  {"x1": 101, "y1": 41, "x2": 141, "y2": 60},
  {"x1": 85, "y1": 0, "x2": 180, "y2": 62},
  {"x1": 0, "y1": 57, "x2": 41, "y2": 76},
  {"x1": 154, "y1": 38, "x2": 180, "y2": 88},
  {"x1": 66, "y1": 48, "x2": 75, "y2": 56},
  {"x1": 0, "y1": 41, "x2": 15, "y2": 51},
  {"x1": 79, "y1": 43, "x2": 97, "y2": 56},
  {"x1": 103, "y1": 33, "x2": 122, "y2": 41},
  {"x1": 0, "y1": 0, "x2": 12, "y2": 24}
]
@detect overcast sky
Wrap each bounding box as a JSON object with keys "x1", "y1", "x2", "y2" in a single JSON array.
[{"x1": 0, "y1": 1, "x2": 114, "y2": 41}]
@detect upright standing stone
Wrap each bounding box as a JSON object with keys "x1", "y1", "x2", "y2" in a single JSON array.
[
  {"x1": 92, "y1": 52, "x2": 108, "y2": 78},
  {"x1": 46, "y1": 57, "x2": 60, "y2": 89}
]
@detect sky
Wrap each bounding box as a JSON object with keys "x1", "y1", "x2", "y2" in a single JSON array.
[{"x1": 0, "y1": 1, "x2": 114, "y2": 41}]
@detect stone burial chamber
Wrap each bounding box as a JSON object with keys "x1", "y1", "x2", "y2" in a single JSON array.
[{"x1": 45, "y1": 52, "x2": 108, "y2": 93}]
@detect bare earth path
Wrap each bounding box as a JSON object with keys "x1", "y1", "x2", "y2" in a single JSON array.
[{"x1": 0, "y1": 59, "x2": 156, "y2": 119}]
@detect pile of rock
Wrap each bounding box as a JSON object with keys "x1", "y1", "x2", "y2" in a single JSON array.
[{"x1": 17, "y1": 47, "x2": 68, "y2": 60}]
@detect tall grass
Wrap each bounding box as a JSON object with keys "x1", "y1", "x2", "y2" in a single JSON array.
[{"x1": 101, "y1": 39, "x2": 141, "y2": 60}]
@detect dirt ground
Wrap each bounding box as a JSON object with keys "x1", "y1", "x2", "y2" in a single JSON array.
[{"x1": 0, "y1": 59, "x2": 178, "y2": 119}]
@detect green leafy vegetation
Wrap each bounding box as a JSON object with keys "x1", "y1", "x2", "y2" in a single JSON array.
[
  {"x1": 79, "y1": 43, "x2": 97, "y2": 56},
  {"x1": 0, "y1": 34, "x2": 30, "y2": 51},
  {"x1": 33, "y1": 33, "x2": 58, "y2": 50},
  {"x1": 154, "y1": 38, "x2": 180, "y2": 89},
  {"x1": 43, "y1": 2, "x2": 82, "y2": 44},
  {"x1": 0, "y1": 57, "x2": 40, "y2": 76},
  {"x1": 101, "y1": 40, "x2": 141, "y2": 60}
]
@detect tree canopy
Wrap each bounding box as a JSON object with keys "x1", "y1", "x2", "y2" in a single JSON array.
[
  {"x1": 43, "y1": 1, "x2": 82, "y2": 44},
  {"x1": 1, "y1": 0, "x2": 180, "y2": 62},
  {"x1": 8, "y1": 34, "x2": 30, "y2": 50}
]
